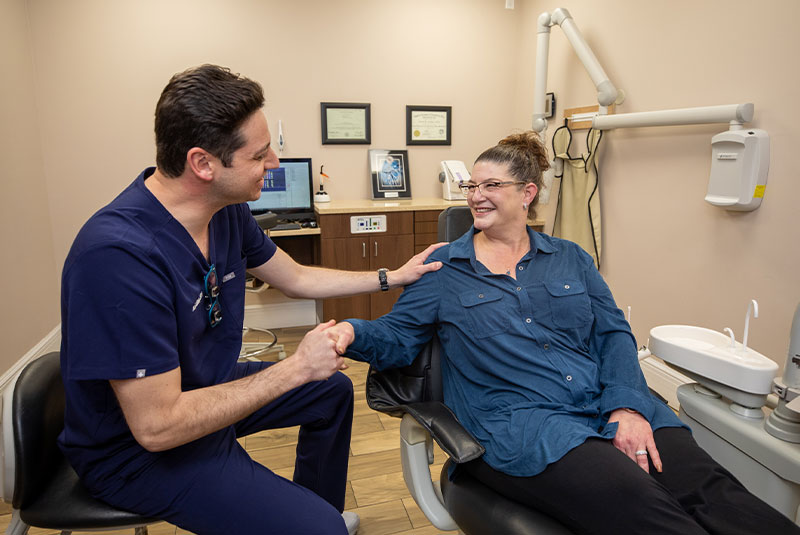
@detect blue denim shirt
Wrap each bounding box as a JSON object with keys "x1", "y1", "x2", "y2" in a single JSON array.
[{"x1": 346, "y1": 226, "x2": 683, "y2": 477}]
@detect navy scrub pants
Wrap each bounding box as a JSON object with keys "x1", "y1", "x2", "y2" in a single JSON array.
[
  {"x1": 463, "y1": 427, "x2": 800, "y2": 535},
  {"x1": 97, "y1": 361, "x2": 354, "y2": 535}
]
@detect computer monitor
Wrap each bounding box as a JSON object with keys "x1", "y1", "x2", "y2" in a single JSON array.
[{"x1": 247, "y1": 157, "x2": 315, "y2": 221}]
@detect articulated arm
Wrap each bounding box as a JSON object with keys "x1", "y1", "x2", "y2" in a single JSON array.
[{"x1": 532, "y1": 7, "x2": 620, "y2": 133}]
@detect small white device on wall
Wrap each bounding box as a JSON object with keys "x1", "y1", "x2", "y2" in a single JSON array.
[
  {"x1": 439, "y1": 160, "x2": 469, "y2": 201},
  {"x1": 705, "y1": 128, "x2": 769, "y2": 211}
]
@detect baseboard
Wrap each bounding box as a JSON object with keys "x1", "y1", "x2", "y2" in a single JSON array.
[
  {"x1": 0, "y1": 325, "x2": 61, "y2": 394},
  {"x1": 640, "y1": 356, "x2": 692, "y2": 410}
]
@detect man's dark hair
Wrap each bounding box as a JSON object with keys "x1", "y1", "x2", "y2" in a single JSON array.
[{"x1": 155, "y1": 64, "x2": 265, "y2": 177}]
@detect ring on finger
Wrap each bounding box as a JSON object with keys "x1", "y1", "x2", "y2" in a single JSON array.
[{"x1": 635, "y1": 450, "x2": 648, "y2": 456}]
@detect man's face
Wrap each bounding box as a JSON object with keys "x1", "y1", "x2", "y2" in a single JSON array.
[{"x1": 215, "y1": 111, "x2": 279, "y2": 204}]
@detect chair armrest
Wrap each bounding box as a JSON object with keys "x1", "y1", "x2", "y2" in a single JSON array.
[{"x1": 403, "y1": 401, "x2": 485, "y2": 464}]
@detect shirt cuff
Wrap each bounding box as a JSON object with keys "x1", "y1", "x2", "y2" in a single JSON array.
[
  {"x1": 599, "y1": 386, "x2": 656, "y2": 422},
  {"x1": 343, "y1": 319, "x2": 371, "y2": 362}
]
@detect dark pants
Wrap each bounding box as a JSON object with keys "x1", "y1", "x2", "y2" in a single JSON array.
[
  {"x1": 99, "y1": 361, "x2": 354, "y2": 535},
  {"x1": 463, "y1": 427, "x2": 800, "y2": 535}
]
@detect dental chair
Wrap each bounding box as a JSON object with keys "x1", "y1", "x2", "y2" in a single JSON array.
[{"x1": 365, "y1": 206, "x2": 574, "y2": 535}]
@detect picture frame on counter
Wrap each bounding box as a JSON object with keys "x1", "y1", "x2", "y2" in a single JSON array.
[
  {"x1": 369, "y1": 149, "x2": 411, "y2": 199},
  {"x1": 321, "y1": 102, "x2": 371, "y2": 144},
  {"x1": 406, "y1": 105, "x2": 451, "y2": 145}
]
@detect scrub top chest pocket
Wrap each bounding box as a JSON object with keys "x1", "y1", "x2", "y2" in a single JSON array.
[
  {"x1": 458, "y1": 288, "x2": 511, "y2": 339},
  {"x1": 217, "y1": 260, "x2": 247, "y2": 328},
  {"x1": 543, "y1": 280, "x2": 592, "y2": 329}
]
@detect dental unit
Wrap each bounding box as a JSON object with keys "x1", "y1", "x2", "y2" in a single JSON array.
[{"x1": 647, "y1": 301, "x2": 800, "y2": 523}]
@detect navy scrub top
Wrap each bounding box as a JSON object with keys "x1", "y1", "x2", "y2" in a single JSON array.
[
  {"x1": 346, "y1": 226, "x2": 684, "y2": 477},
  {"x1": 58, "y1": 167, "x2": 276, "y2": 493}
]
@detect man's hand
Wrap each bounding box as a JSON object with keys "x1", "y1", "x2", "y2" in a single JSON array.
[
  {"x1": 608, "y1": 408, "x2": 663, "y2": 473},
  {"x1": 326, "y1": 321, "x2": 356, "y2": 356},
  {"x1": 387, "y1": 242, "x2": 447, "y2": 287},
  {"x1": 290, "y1": 320, "x2": 349, "y2": 379}
]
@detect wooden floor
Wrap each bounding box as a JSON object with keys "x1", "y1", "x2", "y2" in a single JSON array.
[{"x1": 0, "y1": 326, "x2": 458, "y2": 535}]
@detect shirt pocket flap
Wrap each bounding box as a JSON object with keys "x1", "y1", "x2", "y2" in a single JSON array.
[
  {"x1": 458, "y1": 289, "x2": 504, "y2": 308},
  {"x1": 544, "y1": 280, "x2": 585, "y2": 297}
]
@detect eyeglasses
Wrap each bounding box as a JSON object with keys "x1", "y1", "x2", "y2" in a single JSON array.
[
  {"x1": 459, "y1": 180, "x2": 526, "y2": 196},
  {"x1": 203, "y1": 264, "x2": 222, "y2": 328}
]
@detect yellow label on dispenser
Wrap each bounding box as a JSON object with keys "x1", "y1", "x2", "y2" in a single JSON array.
[{"x1": 754, "y1": 185, "x2": 766, "y2": 198}]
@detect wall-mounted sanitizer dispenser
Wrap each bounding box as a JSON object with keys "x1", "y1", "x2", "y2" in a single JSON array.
[{"x1": 705, "y1": 128, "x2": 769, "y2": 211}]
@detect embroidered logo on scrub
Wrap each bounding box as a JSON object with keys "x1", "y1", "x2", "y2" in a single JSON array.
[
  {"x1": 222, "y1": 271, "x2": 236, "y2": 283},
  {"x1": 192, "y1": 291, "x2": 203, "y2": 312},
  {"x1": 136, "y1": 369, "x2": 146, "y2": 378}
]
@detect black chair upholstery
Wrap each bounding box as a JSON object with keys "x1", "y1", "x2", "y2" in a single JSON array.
[
  {"x1": 365, "y1": 207, "x2": 574, "y2": 534},
  {"x1": 9, "y1": 352, "x2": 158, "y2": 534}
]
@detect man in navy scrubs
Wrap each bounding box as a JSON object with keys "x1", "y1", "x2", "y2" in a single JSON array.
[{"x1": 58, "y1": 64, "x2": 443, "y2": 535}]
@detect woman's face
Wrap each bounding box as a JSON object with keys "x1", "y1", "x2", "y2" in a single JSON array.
[{"x1": 467, "y1": 161, "x2": 535, "y2": 233}]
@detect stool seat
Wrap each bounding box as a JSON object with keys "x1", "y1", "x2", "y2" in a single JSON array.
[{"x1": 19, "y1": 459, "x2": 158, "y2": 530}]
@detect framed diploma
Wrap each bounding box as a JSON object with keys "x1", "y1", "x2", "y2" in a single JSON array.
[
  {"x1": 406, "y1": 105, "x2": 451, "y2": 145},
  {"x1": 368, "y1": 149, "x2": 411, "y2": 199},
  {"x1": 321, "y1": 102, "x2": 371, "y2": 144}
]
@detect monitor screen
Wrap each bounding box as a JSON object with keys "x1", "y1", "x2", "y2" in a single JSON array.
[{"x1": 247, "y1": 157, "x2": 315, "y2": 220}]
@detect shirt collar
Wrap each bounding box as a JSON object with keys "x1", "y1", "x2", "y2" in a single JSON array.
[{"x1": 447, "y1": 225, "x2": 557, "y2": 262}]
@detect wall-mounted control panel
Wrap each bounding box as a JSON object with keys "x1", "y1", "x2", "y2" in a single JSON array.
[{"x1": 350, "y1": 215, "x2": 387, "y2": 233}]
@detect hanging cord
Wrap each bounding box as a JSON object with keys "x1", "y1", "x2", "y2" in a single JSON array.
[
  {"x1": 550, "y1": 118, "x2": 575, "y2": 236},
  {"x1": 585, "y1": 128, "x2": 603, "y2": 268}
]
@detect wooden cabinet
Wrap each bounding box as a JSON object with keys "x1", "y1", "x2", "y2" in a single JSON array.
[
  {"x1": 413, "y1": 210, "x2": 441, "y2": 254},
  {"x1": 319, "y1": 212, "x2": 415, "y2": 320}
]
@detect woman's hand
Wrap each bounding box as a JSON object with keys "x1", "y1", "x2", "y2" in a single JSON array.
[{"x1": 607, "y1": 409, "x2": 662, "y2": 473}]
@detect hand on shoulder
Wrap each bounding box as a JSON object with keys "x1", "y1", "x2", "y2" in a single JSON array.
[{"x1": 389, "y1": 242, "x2": 447, "y2": 287}]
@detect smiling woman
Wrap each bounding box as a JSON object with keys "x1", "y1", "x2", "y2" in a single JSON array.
[{"x1": 330, "y1": 130, "x2": 800, "y2": 535}]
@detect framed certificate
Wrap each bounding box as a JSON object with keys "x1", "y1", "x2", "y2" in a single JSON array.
[
  {"x1": 406, "y1": 105, "x2": 451, "y2": 145},
  {"x1": 321, "y1": 102, "x2": 371, "y2": 144},
  {"x1": 369, "y1": 149, "x2": 411, "y2": 199}
]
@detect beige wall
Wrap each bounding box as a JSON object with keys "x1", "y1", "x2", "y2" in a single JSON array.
[
  {"x1": 3, "y1": 0, "x2": 799, "y2": 374},
  {"x1": 514, "y1": 0, "x2": 800, "y2": 366},
  {"x1": 0, "y1": 0, "x2": 60, "y2": 372},
  {"x1": 25, "y1": 0, "x2": 523, "y2": 267}
]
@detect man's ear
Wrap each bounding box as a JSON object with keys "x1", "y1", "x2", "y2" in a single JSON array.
[{"x1": 186, "y1": 147, "x2": 215, "y2": 182}]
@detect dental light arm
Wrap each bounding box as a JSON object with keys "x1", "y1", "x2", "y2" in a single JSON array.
[
  {"x1": 533, "y1": 8, "x2": 620, "y2": 133},
  {"x1": 532, "y1": 9, "x2": 753, "y2": 133}
]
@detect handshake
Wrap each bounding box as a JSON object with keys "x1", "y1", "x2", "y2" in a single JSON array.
[{"x1": 287, "y1": 320, "x2": 357, "y2": 383}]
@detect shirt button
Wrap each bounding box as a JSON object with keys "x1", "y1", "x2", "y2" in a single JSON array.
[
  {"x1": 566, "y1": 375, "x2": 573, "y2": 381},
  {"x1": 543, "y1": 343, "x2": 550, "y2": 350},
  {"x1": 525, "y1": 318, "x2": 532, "y2": 324},
  {"x1": 478, "y1": 293, "x2": 484, "y2": 298},
  {"x1": 564, "y1": 284, "x2": 570, "y2": 290},
  {"x1": 516, "y1": 287, "x2": 522, "y2": 292},
  {"x1": 518, "y1": 266, "x2": 524, "y2": 271}
]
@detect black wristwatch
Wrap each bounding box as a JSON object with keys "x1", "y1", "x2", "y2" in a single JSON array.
[{"x1": 377, "y1": 268, "x2": 389, "y2": 291}]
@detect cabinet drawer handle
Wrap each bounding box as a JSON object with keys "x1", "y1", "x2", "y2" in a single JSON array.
[
  {"x1": 374, "y1": 241, "x2": 378, "y2": 257},
  {"x1": 362, "y1": 242, "x2": 366, "y2": 258}
]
